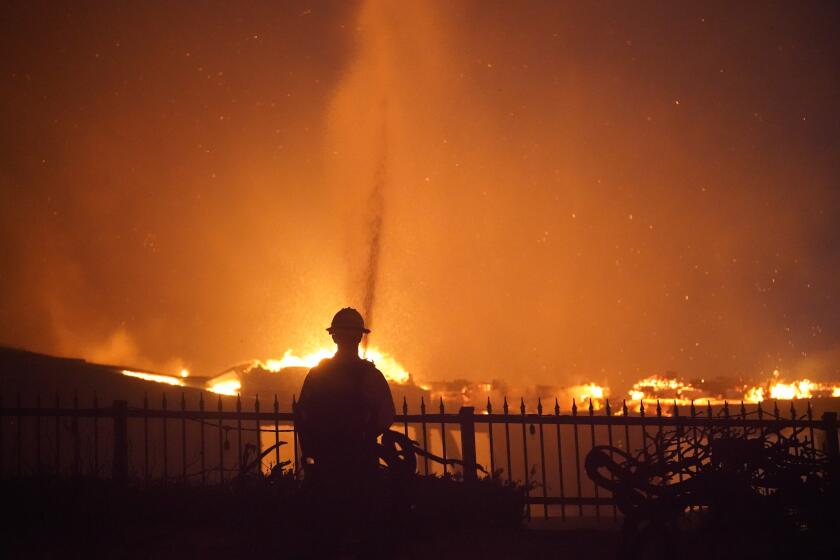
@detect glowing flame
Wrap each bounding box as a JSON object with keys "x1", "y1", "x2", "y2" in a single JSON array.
[
  {"x1": 769, "y1": 379, "x2": 814, "y2": 400},
  {"x1": 627, "y1": 375, "x2": 710, "y2": 406},
  {"x1": 623, "y1": 375, "x2": 734, "y2": 413},
  {"x1": 207, "y1": 378, "x2": 241, "y2": 396},
  {"x1": 263, "y1": 348, "x2": 334, "y2": 371},
  {"x1": 742, "y1": 372, "x2": 840, "y2": 402},
  {"x1": 121, "y1": 369, "x2": 184, "y2": 387},
  {"x1": 261, "y1": 347, "x2": 410, "y2": 384},
  {"x1": 744, "y1": 386, "x2": 765, "y2": 403},
  {"x1": 204, "y1": 346, "x2": 411, "y2": 397},
  {"x1": 364, "y1": 347, "x2": 410, "y2": 384},
  {"x1": 570, "y1": 383, "x2": 607, "y2": 409},
  {"x1": 628, "y1": 370, "x2": 840, "y2": 407}
]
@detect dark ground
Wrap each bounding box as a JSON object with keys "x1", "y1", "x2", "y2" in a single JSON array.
[
  {"x1": 5, "y1": 525, "x2": 619, "y2": 559},
  {"x1": 3, "y1": 476, "x2": 621, "y2": 559}
]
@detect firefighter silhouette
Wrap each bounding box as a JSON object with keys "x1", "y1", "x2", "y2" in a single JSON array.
[
  {"x1": 295, "y1": 308, "x2": 395, "y2": 557},
  {"x1": 297, "y1": 307, "x2": 395, "y2": 482}
]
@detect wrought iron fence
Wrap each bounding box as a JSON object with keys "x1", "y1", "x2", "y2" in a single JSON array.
[{"x1": 1, "y1": 392, "x2": 837, "y2": 521}]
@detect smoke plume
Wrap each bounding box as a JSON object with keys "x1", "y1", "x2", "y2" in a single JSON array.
[
  {"x1": 1, "y1": 1, "x2": 839, "y2": 391},
  {"x1": 360, "y1": 123, "x2": 387, "y2": 355}
]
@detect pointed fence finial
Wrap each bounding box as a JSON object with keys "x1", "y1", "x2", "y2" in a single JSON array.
[
  {"x1": 503, "y1": 396, "x2": 509, "y2": 414},
  {"x1": 790, "y1": 400, "x2": 797, "y2": 419},
  {"x1": 236, "y1": 393, "x2": 242, "y2": 412},
  {"x1": 588, "y1": 398, "x2": 594, "y2": 415},
  {"x1": 402, "y1": 396, "x2": 408, "y2": 415},
  {"x1": 639, "y1": 400, "x2": 645, "y2": 417},
  {"x1": 180, "y1": 391, "x2": 186, "y2": 410},
  {"x1": 707, "y1": 399, "x2": 713, "y2": 417},
  {"x1": 605, "y1": 398, "x2": 612, "y2": 416},
  {"x1": 739, "y1": 400, "x2": 746, "y2": 418},
  {"x1": 254, "y1": 393, "x2": 260, "y2": 412},
  {"x1": 655, "y1": 399, "x2": 662, "y2": 417},
  {"x1": 757, "y1": 399, "x2": 764, "y2": 419},
  {"x1": 420, "y1": 396, "x2": 426, "y2": 414},
  {"x1": 723, "y1": 400, "x2": 729, "y2": 418},
  {"x1": 439, "y1": 396, "x2": 445, "y2": 414},
  {"x1": 672, "y1": 400, "x2": 679, "y2": 417},
  {"x1": 537, "y1": 398, "x2": 543, "y2": 415},
  {"x1": 486, "y1": 397, "x2": 492, "y2": 414},
  {"x1": 520, "y1": 397, "x2": 526, "y2": 415},
  {"x1": 572, "y1": 398, "x2": 578, "y2": 415},
  {"x1": 273, "y1": 394, "x2": 279, "y2": 413},
  {"x1": 690, "y1": 399, "x2": 696, "y2": 417},
  {"x1": 554, "y1": 397, "x2": 560, "y2": 416}
]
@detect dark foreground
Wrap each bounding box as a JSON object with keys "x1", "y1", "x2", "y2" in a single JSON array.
[
  {"x1": 3, "y1": 475, "x2": 618, "y2": 559},
  {"x1": 7, "y1": 474, "x2": 838, "y2": 559}
]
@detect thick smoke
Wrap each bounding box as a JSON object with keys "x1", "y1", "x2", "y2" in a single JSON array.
[{"x1": 1, "y1": 1, "x2": 839, "y2": 392}]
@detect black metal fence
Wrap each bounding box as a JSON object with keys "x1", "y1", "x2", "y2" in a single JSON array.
[{"x1": 1, "y1": 392, "x2": 838, "y2": 521}]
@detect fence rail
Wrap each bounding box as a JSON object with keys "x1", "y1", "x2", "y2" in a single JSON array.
[{"x1": 1, "y1": 392, "x2": 838, "y2": 521}]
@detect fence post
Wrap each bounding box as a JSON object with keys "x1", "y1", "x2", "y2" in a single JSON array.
[
  {"x1": 113, "y1": 400, "x2": 129, "y2": 483},
  {"x1": 458, "y1": 406, "x2": 478, "y2": 482},
  {"x1": 822, "y1": 412, "x2": 839, "y2": 458}
]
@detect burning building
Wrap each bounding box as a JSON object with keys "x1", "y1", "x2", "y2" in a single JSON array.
[{"x1": 0, "y1": 1, "x2": 839, "y2": 448}]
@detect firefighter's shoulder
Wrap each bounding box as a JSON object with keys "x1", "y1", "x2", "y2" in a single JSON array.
[
  {"x1": 359, "y1": 358, "x2": 386, "y2": 377},
  {"x1": 359, "y1": 357, "x2": 379, "y2": 370},
  {"x1": 306, "y1": 358, "x2": 334, "y2": 376}
]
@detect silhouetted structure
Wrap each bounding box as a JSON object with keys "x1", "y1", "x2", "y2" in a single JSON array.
[
  {"x1": 1, "y1": 347, "x2": 838, "y2": 528},
  {"x1": 586, "y1": 406, "x2": 840, "y2": 558}
]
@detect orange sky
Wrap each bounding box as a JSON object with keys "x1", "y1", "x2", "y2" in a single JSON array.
[{"x1": 1, "y1": 1, "x2": 839, "y2": 391}]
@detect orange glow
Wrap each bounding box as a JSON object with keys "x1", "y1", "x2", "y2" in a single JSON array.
[
  {"x1": 769, "y1": 380, "x2": 814, "y2": 400},
  {"x1": 569, "y1": 383, "x2": 608, "y2": 410},
  {"x1": 203, "y1": 346, "x2": 410, "y2": 397},
  {"x1": 627, "y1": 370, "x2": 840, "y2": 407},
  {"x1": 5, "y1": 1, "x2": 840, "y2": 418},
  {"x1": 743, "y1": 386, "x2": 765, "y2": 403},
  {"x1": 741, "y1": 371, "x2": 840, "y2": 402},
  {"x1": 626, "y1": 375, "x2": 716, "y2": 407},
  {"x1": 121, "y1": 369, "x2": 184, "y2": 387},
  {"x1": 261, "y1": 347, "x2": 410, "y2": 384},
  {"x1": 207, "y1": 375, "x2": 241, "y2": 396}
]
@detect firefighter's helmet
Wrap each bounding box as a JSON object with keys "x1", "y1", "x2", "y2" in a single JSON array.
[{"x1": 326, "y1": 307, "x2": 370, "y2": 334}]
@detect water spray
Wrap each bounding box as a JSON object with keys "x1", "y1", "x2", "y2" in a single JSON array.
[{"x1": 360, "y1": 115, "x2": 388, "y2": 358}]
